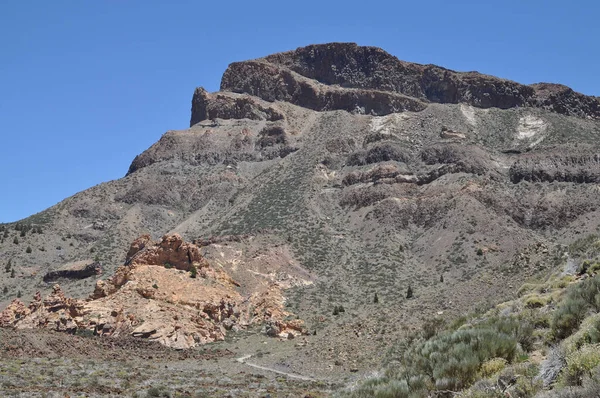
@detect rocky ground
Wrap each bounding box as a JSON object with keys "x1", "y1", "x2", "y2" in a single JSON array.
[
  {"x1": 2, "y1": 42, "x2": 600, "y2": 396},
  {"x1": 0, "y1": 328, "x2": 338, "y2": 397}
]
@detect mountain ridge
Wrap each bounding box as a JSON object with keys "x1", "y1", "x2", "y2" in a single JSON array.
[
  {"x1": 208, "y1": 42, "x2": 600, "y2": 121},
  {"x1": 2, "y1": 42, "x2": 600, "y2": 395}
]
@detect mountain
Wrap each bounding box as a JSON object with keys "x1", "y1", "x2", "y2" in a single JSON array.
[{"x1": 2, "y1": 42, "x2": 600, "y2": 396}]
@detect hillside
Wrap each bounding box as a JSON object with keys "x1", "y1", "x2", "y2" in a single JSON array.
[{"x1": 2, "y1": 43, "x2": 600, "y2": 396}]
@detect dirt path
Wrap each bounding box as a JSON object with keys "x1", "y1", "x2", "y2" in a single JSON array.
[{"x1": 235, "y1": 354, "x2": 317, "y2": 382}]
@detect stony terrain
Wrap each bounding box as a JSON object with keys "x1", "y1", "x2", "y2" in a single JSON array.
[{"x1": 2, "y1": 42, "x2": 600, "y2": 396}]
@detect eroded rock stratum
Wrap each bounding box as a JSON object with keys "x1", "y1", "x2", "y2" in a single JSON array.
[
  {"x1": 195, "y1": 42, "x2": 600, "y2": 121},
  {"x1": 1, "y1": 234, "x2": 307, "y2": 348}
]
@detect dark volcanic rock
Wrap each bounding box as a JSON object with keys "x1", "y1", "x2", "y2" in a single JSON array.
[
  {"x1": 532, "y1": 83, "x2": 600, "y2": 119},
  {"x1": 42, "y1": 262, "x2": 102, "y2": 283},
  {"x1": 263, "y1": 43, "x2": 535, "y2": 109},
  {"x1": 509, "y1": 148, "x2": 600, "y2": 183},
  {"x1": 220, "y1": 60, "x2": 427, "y2": 116},
  {"x1": 190, "y1": 88, "x2": 284, "y2": 126},
  {"x1": 219, "y1": 42, "x2": 600, "y2": 118}
]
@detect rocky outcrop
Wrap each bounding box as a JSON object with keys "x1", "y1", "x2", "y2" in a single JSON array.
[
  {"x1": 1, "y1": 234, "x2": 306, "y2": 349},
  {"x1": 532, "y1": 83, "x2": 600, "y2": 119},
  {"x1": 342, "y1": 163, "x2": 486, "y2": 188},
  {"x1": 0, "y1": 286, "x2": 84, "y2": 333},
  {"x1": 126, "y1": 118, "x2": 299, "y2": 175},
  {"x1": 342, "y1": 144, "x2": 490, "y2": 187},
  {"x1": 125, "y1": 233, "x2": 207, "y2": 271},
  {"x1": 509, "y1": 148, "x2": 600, "y2": 183},
  {"x1": 220, "y1": 60, "x2": 428, "y2": 116},
  {"x1": 219, "y1": 43, "x2": 600, "y2": 119},
  {"x1": 94, "y1": 233, "x2": 234, "y2": 299},
  {"x1": 190, "y1": 88, "x2": 285, "y2": 126},
  {"x1": 42, "y1": 262, "x2": 102, "y2": 283},
  {"x1": 343, "y1": 164, "x2": 416, "y2": 186}
]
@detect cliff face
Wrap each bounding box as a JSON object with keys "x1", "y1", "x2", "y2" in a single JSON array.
[{"x1": 200, "y1": 42, "x2": 600, "y2": 120}]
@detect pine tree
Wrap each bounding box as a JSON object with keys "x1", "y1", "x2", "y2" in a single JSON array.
[
  {"x1": 406, "y1": 285, "x2": 414, "y2": 299},
  {"x1": 17, "y1": 290, "x2": 21, "y2": 298},
  {"x1": 26, "y1": 246, "x2": 32, "y2": 253},
  {"x1": 5, "y1": 259, "x2": 12, "y2": 273},
  {"x1": 2, "y1": 286, "x2": 7, "y2": 295},
  {"x1": 440, "y1": 274, "x2": 444, "y2": 283},
  {"x1": 373, "y1": 292, "x2": 379, "y2": 304},
  {"x1": 10, "y1": 269, "x2": 15, "y2": 278},
  {"x1": 13, "y1": 236, "x2": 19, "y2": 245}
]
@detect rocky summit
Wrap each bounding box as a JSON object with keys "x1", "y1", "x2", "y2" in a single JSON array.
[{"x1": 2, "y1": 43, "x2": 600, "y2": 396}]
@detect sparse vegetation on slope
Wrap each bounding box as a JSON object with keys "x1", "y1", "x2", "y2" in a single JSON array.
[{"x1": 344, "y1": 234, "x2": 600, "y2": 398}]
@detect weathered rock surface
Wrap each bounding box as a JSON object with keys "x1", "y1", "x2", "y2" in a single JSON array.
[
  {"x1": 509, "y1": 146, "x2": 600, "y2": 183},
  {"x1": 190, "y1": 87, "x2": 285, "y2": 127},
  {"x1": 125, "y1": 233, "x2": 206, "y2": 270},
  {"x1": 217, "y1": 42, "x2": 600, "y2": 119},
  {"x1": 219, "y1": 60, "x2": 428, "y2": 117},
  {"x1": 1, "y1": 234, "x2": 306, "y2": 348},
  {"x1": 0, "y1": 286, "x2": 83, "y2": 333}
]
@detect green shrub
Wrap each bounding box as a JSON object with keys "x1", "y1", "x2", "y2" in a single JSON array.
[
  {"x1": 552, "y1": 298, "x2": 589, "y2": 339},
  {"x1": 551, "y1": 276, "x2": 575, "y2": 289},
  {"x1": 351, "y1": 315, "x2": 535, "y2": 396},
  {"x1": 559, "y1": 344, "x2": 600, "y2": 386},
  {"x1": 518, "y1": 283, "x2": 541, "y2": 297},
  {"x1": 146, "y1": 386, "x2": 171, "y2": 398},
  {"x1": 564, "y1": 314, "x2": 600, "y2": 353},
  {"x1": 569, "y1": 234, "x2": 600, "y2": 256},
  {"x1": 525, "y1": 294, "x2": 549, "y2": 309},
  {"x1": 75, "y1": 328, "x2": 96, "y2": 338},
  {"x1": 421, "y1": 317, "x2": 446, "y2": 340},
  {"x1": 404, "y1": 326, "x2": 518, "y2": 390},
  {"x1": 189, "y1": 264, "x2": 197, "y2": 278},
  {"x1": 588, "y1": 263, "x2": 600, "y2": 276},
  {"x1": 478, "y1": 358, "x2": 507, "y2": 378},
  {"x1": 479, "y1": 315, "x2": 535, "y2": 352},
  {"x1": 579, "y1": 260, "x2": 593, "y2": 275},
  {"x1": 552, "y1": 275, "x2": 600, "y2": 339},
  {"x1": 506, "y1": 363, "x2": 543, "y2": 396},
  {"x1": 333, "y1": 305, "x2": 345, "y2": 315}
]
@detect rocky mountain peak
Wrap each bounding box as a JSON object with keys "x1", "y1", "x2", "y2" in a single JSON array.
[{"x1": 189, "y1": 42, "x2": 600, "y2": 123}]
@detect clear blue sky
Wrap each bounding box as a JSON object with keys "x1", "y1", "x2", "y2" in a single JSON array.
[{"x1": 1, "y1": 1, "x2": 598, "y2": 222}]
